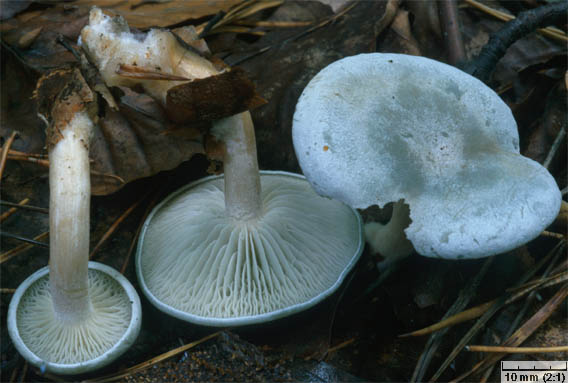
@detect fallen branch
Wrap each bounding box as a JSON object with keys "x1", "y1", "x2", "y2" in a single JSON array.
[{"x1": 464, "y1": 1, "x2": 568, "y2": 83}]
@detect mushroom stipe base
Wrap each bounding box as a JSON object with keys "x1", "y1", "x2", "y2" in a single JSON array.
[
  {"x1": 136, "y1": 171, "x2": 364, "y2": 327},
  {"x1": 8, "y1": 262, "x2": 142, "y2": 375}
]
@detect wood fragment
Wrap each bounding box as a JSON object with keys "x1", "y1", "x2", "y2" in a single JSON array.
[
  {"x1": 117, "y1": 65, "x2": 190, "y2": 81},
  {"x1": 0, "y1": 131, "x2": 18, "y2": 184},
  {"x1": 428, "y1": 242, "x2": 564, "y2": 381},
  {"x1": 233, "y1": 20, "x2": 312, "y2": 27},
  {"x1": 0, "y1": 231, "x2": 49, "y2": 265},
  {"x1": 89, "y1": 192, "x2": 148, "y2": 260},
  {"x1": 1, "y1": 231, "x2": 49, "y2": 248},
  {"x1": 120, "y1": 189, "x2": 162, "y2": 274},
  {"x1": 543, "y1": 127, "x2": 566, "y2": 169},
  {"x1": 452, "y1": 284, "x2": 568, "y2": 382},
  {"x1": 466, "y1": 345, "x2": 568, "y2": 353},
  {"x1": 0, "y1": 200, "x2": 49, "y2": 214},
  {"x1": 411, "y1": 257, "x2": 494, "y2": 383},
  {"x1": 0, "y1": 198, "x2": 30, "y2": 222},
  {"x1": 327, "y1": 338, "x2": 356, "y2": 354},
  {"x1": 401, "y1": 251, "x2": 567, "y2": 338},
  {"x1": 540, "y1": 230, "x2": 566, "y2": 240},
  {"x1": 464, "y1": 1, "x2": 568, "y2": 83},
  {"x1": 438, "y1": 0, "x2": 465, "y2": 65}
]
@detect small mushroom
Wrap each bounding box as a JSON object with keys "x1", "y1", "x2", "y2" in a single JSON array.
[
  {"x1": 80, "y1": 8, "x2": 364, "y2": 326},
  {"x1": 7, "y1": 69, "x2": 141, "y2": 374},
  {"x1": 293, "y1": 53, "x2": 561, "y2": 259}
]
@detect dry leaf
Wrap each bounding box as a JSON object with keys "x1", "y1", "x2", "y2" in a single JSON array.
[
  {"x1": 68, "y1": 0, "x2": 242, "y2": 29},
  {"x1": 165, "y1": 68, "x2": 266, "y2": 123}
]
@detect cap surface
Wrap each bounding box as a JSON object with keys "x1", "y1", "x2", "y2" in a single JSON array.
[
  {"x1": 8, "y1": 262, "x2": 142, "y2": 375},
  {"x1": 293, "y1": 53, "x2": 561, "y2": 259},
  {"x1": 136, "y1": 171, "x2": 363, "y2": 326}
]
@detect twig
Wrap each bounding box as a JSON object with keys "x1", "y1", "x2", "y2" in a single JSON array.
[
  {"x1": 6, "y1": 153, "x2": 49, "y2": 167},
  {"x1": 19, "y1": 361, "x2": 28, "y2": 383},
  {"x1": 0, "y1": 198, "x2": 30, "y2": 222},
  {"x1": 463, "y1": 0, "x2": 568, "y2": 42},
  {"x1": 7, "y1": 149, "x2": 47, "y2": 159},
  {"x1": 0, "y1": 231, "x2": 49, "y2": 264},
  {"x1": 7, "y1": 149, "x2": 49, "y2": 167},
  {"x1": 438, "y1": 0, "x2": 466, "y2": 65},
  {"x1": 228, "y1": 2, "x2": 359, "y2": 66},
  {"x1": 466, "y1": 345, "x2": 568, "y2": 353},
  {"x1": 1, "y1": 288, "x2": 16, "y2": 294},
  {"x1": 321, "y1": 267, "x2": 358, "y2": 361},
  {"x1": 198, "y1": 10, "x2": 226, "y2": 38},
  {"x1": 452, "y1": 284, "x2": 568, "y2": 382},
  {"x1": 89, "y1": 191, "x2": 149, "y2": 260},
  {"x1": 233, "y1": 20, "x2": 312, "y2": 28},
  {"x1": 56, "y1": 34, "x2": 81, "y2": 61},
  {"x1": 0, "y1": 131, "x2": 19, "y2": 183},
  {"x1": 541, "y1": 231, "x2": 566, "y2": 240},
  {"x1": 543, "y1": 127, "x2": 566, "y2": 169},
  {"x1": 87, "y1": 332, "x2": 221, "y2": 383},
  {"x1": 9, "y1": 360, "x2": 20, "y2": 383},
  {"x1": 196, "y1": 0, "x2": 283, "y2": 37},
  {"x1": 120, "y1": 189, "x2": 161, "y2": 274},
  {"x1": 428, "y1": 242, "x2": 564, "y2": 381},
  {"x1": 410, "y1": 257, "x2": 494, "y2": 383},
  {"x1": 0, "y1": 231, "x2": 49, "y2": 248},
  {"x1": 464, "y1": 1, "x2": 568, "y2": 83},
  {"x1": 327, "y1": 338, "x2": 356, "y2": 355},
  {"x1": 402, "y1": 243, "x2": 566, "y2": 338},
  {"x1": 0, "y1": 200, "x2": 49, "y2": 214},
  {"x1": 480, "y1": 247, "x2": 564, "y2": 381}
]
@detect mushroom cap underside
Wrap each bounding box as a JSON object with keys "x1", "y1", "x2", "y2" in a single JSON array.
[
  {"x1": 293, "y1": 53, "x2": 561, "y2": 259},
  {"x1": 7, "y1": 262, "x2": 142, "y2": 375},
  {"x1": 136, "y1": 171, "x2": 364, "y2": 326}
]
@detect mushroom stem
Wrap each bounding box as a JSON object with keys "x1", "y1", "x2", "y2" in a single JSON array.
[
  {"x1": 49, "y1": 110, "x2": 93, "y2": 323},
  {"x1": 213, "y1": 111, "x2": 262, "y2": 220},
  {"x1": 364, "y1": 200, "x2": 414, "y2": 259}
]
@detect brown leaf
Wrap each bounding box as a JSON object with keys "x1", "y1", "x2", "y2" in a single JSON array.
[
  {"x1": 165, "y1": 67, "x2": 266, "y2": 123},
  {"x1": 67, "y1": 0, "x2": 242, "y2": 29},
  {"x1": 89, "y1": 88, "x2": 206, "y2": 195}
]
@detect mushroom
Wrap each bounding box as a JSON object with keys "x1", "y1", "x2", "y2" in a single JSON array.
[
  {"x1": 292, "y1": 53, "x2": 562, "y2": 260},
  {"x1": 80, "y1": 8, "x2": 364, "y2": 326},
  {"x1": 7, "y1": 69, "x2": 142, "y2": 374},
  {"x1": 79, "y1": 7, "x2": 218, "y2": 105}
]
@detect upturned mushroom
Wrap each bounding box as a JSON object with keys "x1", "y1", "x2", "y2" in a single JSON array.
[
  {"x1": 293, "y1": 53, "x2": 561, "y2": 260},
  {"x1": 7, "y1": 69, "x2": 141, "y2": 374},
  {"x1": 80, "y1": 8, "x2": 364, "y2": 326}
]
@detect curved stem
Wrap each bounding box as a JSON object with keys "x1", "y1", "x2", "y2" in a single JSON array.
[
  {"x1": 213, "y1": 111, "x2": 262, "y2": 220},
  {"x1": 49, "y1": 110, "x2": 93, "y2": 323}
]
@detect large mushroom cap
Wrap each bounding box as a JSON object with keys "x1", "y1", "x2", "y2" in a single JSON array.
[
  {"x1": 136, "y1": 171, "x2": 363, "y2": 326},
  {"x1": 293, "y1": 53, "x2": 561, "y2": 259},
  {"x1": 8, "y1": 262, "x2": 142, "y2": 375}
]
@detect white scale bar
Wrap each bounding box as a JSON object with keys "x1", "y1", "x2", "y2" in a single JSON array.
[{"x1": 501, "y1": 361, "x2": 567, "y2": 383}]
